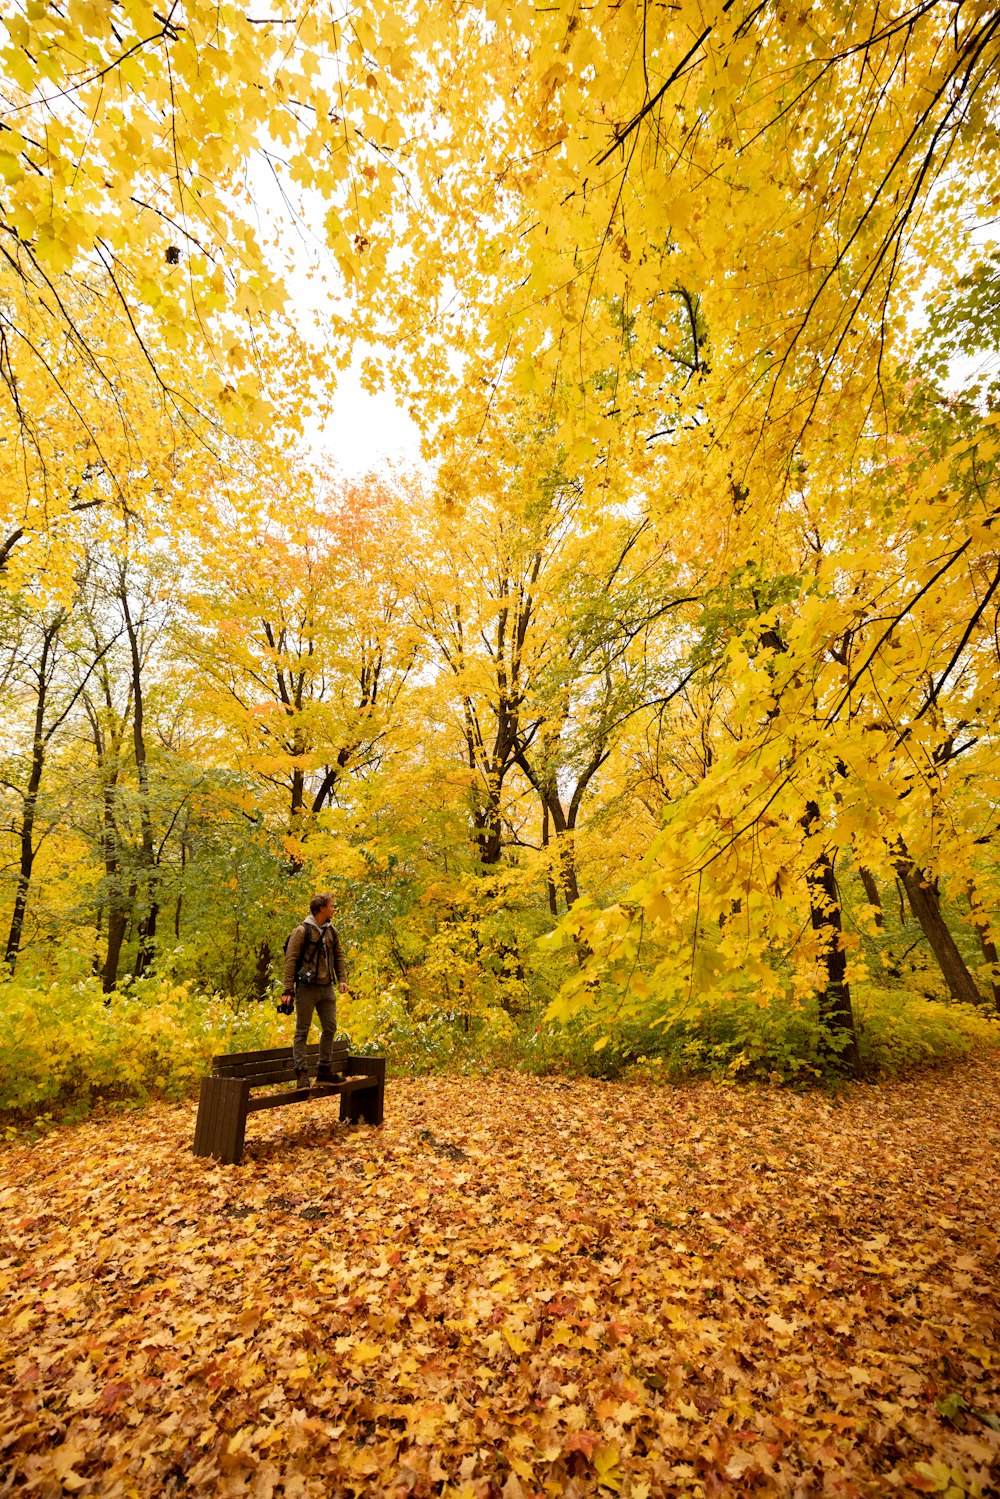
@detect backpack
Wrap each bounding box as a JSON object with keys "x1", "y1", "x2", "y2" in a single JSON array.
[{"x1": 283, "y1": 923, "x2": 327, "y2": 986}]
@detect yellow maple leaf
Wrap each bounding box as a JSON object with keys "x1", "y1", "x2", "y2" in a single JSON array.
[{"x1": 502, "y1": 1324, "x2": 529, "y2": 1355}]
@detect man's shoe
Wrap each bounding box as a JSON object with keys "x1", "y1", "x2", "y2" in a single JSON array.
[
  {"x1": 295, "y1": 1070, "x2": 310, "y2": 1090},
  {"x1": 315, "y1": 1066, "x2": 345, "y2": 1086}
]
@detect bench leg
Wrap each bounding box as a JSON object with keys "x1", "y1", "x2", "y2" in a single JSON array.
[
  {"x1": 341, "y1": 1057, "x2": 385, "y2": 1125},
  {"x1": 193, "y1": 1076, "x2": 250, "y2": 1164}
]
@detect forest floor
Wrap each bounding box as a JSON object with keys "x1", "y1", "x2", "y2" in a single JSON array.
[{"x1": 1, "y1": 1061, "x2": 998, "y2": 1499}]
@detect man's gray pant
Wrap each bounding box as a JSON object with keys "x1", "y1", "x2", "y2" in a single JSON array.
[{"x1": 292, "y1": 983, "x2": 337, "y2": 1071}]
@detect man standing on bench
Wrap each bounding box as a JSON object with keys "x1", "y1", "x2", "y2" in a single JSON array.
[{"x1": 282, "y1": 893, "x2": 348, "y2": 1092}]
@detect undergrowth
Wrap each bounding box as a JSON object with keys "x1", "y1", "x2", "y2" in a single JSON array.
[
  {"x1": 0, "y1": 975, "x2": 280, "y2": 1129},
  {"x1": 1, "y1": 972, "x2": 998, "y2": 1128},
  {"x1": 347, "y1": 978, "x2": 1000, "y2": 1084}
]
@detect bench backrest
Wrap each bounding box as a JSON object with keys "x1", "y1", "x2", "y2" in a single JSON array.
[{"x1": 212, "y1": 1039, "x2": 349, "y2": 1086}]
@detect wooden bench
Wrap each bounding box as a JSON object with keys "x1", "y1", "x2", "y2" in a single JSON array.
[{"x1": 192, "y1": 1039, "x2": 385, "y2": 1165}]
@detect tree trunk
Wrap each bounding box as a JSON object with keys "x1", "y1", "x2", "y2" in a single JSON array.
[
  {"x1": 121, "y1": 591, "x2": 158, "y2": 977},
  {"x1": 858, "y1": 867, "x2": 884, "y2": 927},
  {"x1": 802, "y1": 802, "x2": 859, "y2": 1072},
  {"x1": 858, "y1": 865, "x2": 901, "y2": 976},
  {"x1": 134, "y1": 908, "x2": 159, "y2": 979},
  {"x1": 479, "y1": 816, "x2": 503, "y2": 866},
  {"x1": 92, "y1": 907, "x2": 103, "y2": 976},
  {"x1": 967, "y1": 888, "x2": 1000, "y2": 1011},
  {"x1": 462, "y1": 692, "x2": 514, "y2": 869},
  {"x1": 473, "y1": 788, "x2": 503, "y2": 866},
  {"x1": 556, "y1": 828, "x2": 580, "y2": 907},
  {"x1": 103, "y1": 903, "x2": 130, "y2": 993},
  {"x1": 544, "y1": 792, "x2": 580, "y2": 910},
  {"x1": 283, "y1": 757, "x2": 306, "y2": 873},
  {"x1": 254, "y1": 940, "x2": 273, "y2": 1001},
  {"x1": 291, "y1": 766, "x2": 304, "y2": 821},
  {"x1": 5, "y1": 864, "x2": 32, "y2": 973},
  {"x1": 974, "y1": 926, "x2": 1000, "y2": 1013},
  {"x1": 174, "y1": 833, "x2": 186, "y2": 939},
  {"x1": 99, "y1": 776, "x2": 132, "y2": 992},
  {"x1": 514, "y1": 735, "x2": 607, "y2": 915},
  {"x1": 893, "y1": 849, "x2": 982, "y2": 1006},
  {"x1": 226, "y1": 918, "x2": 240, "y2": 999},
  {"x1": 541, "y1": 803, "x2": 558, "y2": 917},
  {"x1": 4, "y1": 621, "x2": 58, "y2": 971},
  {"x1": 896, "y1": 878, "x2": 908, "y2": 927}
]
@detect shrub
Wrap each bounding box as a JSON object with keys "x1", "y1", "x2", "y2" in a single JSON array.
[
  {"x1": 4, "y1": 967, "x2": 996, "y2": 1125},
  {"x1": 352, "y1": 981, "x2": 1000, "y2": 1085},
  {"x1": 591, "y1": 984, "x2": 1000, "y2": 1084},
  {"x1": 854, "y1": 986, "x2": 1000, "y2": 1073},
  {"x1": 0, "y1": 974, "x2": 280, "y2": 1116}
]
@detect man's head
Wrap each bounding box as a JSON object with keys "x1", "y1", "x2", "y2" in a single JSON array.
[{"x1": 310, "y1": 891, "x2": 334, "y2": 924}]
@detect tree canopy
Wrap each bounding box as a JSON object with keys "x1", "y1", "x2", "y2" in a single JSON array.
[
  {"x1": 3, "y1": 11, "x2": 1000, "y2": 1491},
  {"x1": 2, "y1": 0, "x2": 1000, "y2": 1075}
]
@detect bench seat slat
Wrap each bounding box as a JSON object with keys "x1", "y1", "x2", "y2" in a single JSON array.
[
  {"x1": 213, "y1": 1045, "x2": 348, "y2": 1078},
  {"x1": 212, "y1": 1040, "x2": 349, "y2": 1069},
  {"x1": 212, "y1": 1059, "x2": 358, "y2": 1088},
  {"x1": 214, "y1": 1055, "x2": 334, "y2": 1075},
  {"x1": 218, "y1": 1045, "x2": 346, "y2": 1069},
  {"x1": 220, "y1": 1065, "x2": 360, "y2": 1088},
  {"x1": 245, "y1": 1076, "x2": 376, "y2": 1114},
  {"x1": 228, "y1": 1068, "x2": 308, "y2": 1087},
  {"x1": 212, "y1": 1045, "x2": 301, "y2": 1067}
]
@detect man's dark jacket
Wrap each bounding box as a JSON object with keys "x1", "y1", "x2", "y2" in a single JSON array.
[{"x1": 283, "y1": 916, "x2": 346, "y2": 992}]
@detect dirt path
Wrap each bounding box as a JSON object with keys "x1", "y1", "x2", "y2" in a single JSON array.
[{"x1": 1, "y1": 1061, "x2": 998, "y2": 1497}]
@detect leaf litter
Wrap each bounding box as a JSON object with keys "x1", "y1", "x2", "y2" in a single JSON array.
[{"x1": 1, "y1": 1060, "x2": 998, "y2": 1498}]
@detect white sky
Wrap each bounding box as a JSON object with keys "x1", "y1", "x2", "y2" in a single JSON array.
[
  {"x1": 252, "y1": 159, "x2": 425, "y2": 478},
  {"x1": 310, "y1": 352, "x2": 424, "y2": 475}
]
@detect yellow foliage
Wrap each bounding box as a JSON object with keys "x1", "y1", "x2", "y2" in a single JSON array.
[{"x1": 0, "y1": 976, "x2": 280, "y2": 1113}]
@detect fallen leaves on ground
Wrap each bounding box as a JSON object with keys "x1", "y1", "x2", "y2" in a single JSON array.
[{"x1": 1, "y1": 1059, "x2": 999, "y2": 1498}]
